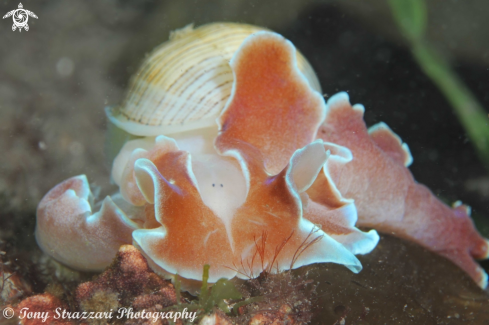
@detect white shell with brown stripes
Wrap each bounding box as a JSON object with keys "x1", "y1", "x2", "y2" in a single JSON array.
[{"x1": 106, "y1": 22, "x2": 321, "y2": 136}]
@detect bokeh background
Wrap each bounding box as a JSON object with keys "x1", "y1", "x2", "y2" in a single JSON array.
[{"x1": 1, "y1": 0, "x2": 488, "y2": 322}]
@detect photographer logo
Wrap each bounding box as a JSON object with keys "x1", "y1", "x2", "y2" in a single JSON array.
[{"x1": 3, "y1": 3, "x2": 38, "y2": 32}]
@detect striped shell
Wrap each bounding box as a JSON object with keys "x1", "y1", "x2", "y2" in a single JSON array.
[{"x1": 106, "y1": 22, "x2": 322, "y2": 136}]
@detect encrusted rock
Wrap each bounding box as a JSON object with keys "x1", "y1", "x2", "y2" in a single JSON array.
[
  {"x1": 76, "y1": 245, "x2": 179, "y2": 323},
  {"x1": 199, "y1": 310, "x2": 233, "y2": 325},
  {"x1": 1, "y1": 263, "x2": 33, "y2": 303},
  {"x1": 236, "y1": 272, "x2": 314, "y2": 325},
  {"x1": 13, "y1": 293, "x2": 72, "y2": 325},
  {"x1": 248, "y1": 306, "x2": 296, "y2": 325}
]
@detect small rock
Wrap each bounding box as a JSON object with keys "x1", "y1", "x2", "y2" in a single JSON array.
[
  {"x1": 13, "y1": 293, "x2": 72, "y2": 325},
  {"x1": 0, "y1": 264, "x2": 33, "y2": 303},
  {"x1": 249, "y1": 310, "x2": 296, "y2": 325},
  {"x1": 199, "y1": 310, "x2": 233, "y2": 325},
  {"x1": 76, "y1": 245, "x2": 178, "y2": 309}
]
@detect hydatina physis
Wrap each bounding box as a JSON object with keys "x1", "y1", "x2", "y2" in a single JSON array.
[{"x1": 35, "y1": 22, "x2": 489, "y2": 291}]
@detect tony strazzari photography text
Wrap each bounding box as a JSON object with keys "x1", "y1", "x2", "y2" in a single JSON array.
[{"x1": 17, "y1": 307, "x2": 198, "y2": 323}]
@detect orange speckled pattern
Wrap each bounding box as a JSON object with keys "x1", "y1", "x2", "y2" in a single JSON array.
[
  {"x1": 132, "y1": 136, "x2": 371, "y2": 282},
  {"x1": 132, "y1": 151, "x2": 236, "y2": 281},
  {"x1": 217, "y1": 32, "x2": 325, "y2": 175},
  {"x1": 312, "y1": 92, "x2": 489, "y2": 287}
]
